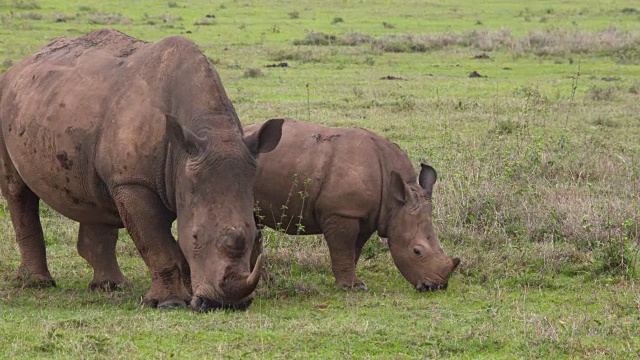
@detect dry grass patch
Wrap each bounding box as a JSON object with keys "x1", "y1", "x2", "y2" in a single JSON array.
[
  {"x1": 266, "y1": 47, "x2": 326, "y2": 63},
  {"x1": 86, "y1": 12, "x2": 132, "y2": 25},
  {"x1": 11, "y1": 0, "x2": 40, "y2": 9},
  {"x1": 293, "y1": 28, "x2": 640, "y2": 59}
]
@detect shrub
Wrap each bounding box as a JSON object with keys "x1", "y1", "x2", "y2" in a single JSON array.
[
  {"x1": 243, "y1": 68, "x2": 264, "y2": 78},
  {"x1": 587, "y1": 86, "x2": 617, "y2": 101}
]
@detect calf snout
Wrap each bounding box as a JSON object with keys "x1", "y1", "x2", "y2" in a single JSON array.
[{"x1": 416, "y1": 282, "x2": 448, "y2": 292}]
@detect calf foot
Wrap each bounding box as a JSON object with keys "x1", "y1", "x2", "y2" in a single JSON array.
[
  {"x1": 337, "y1": 283, "x2": 369, "y2": 292},
  {"x1": 335, "y1": 278, "x2": 369, "y2": 292},
  {"x1": 352, "y1": 283, "x2": 369, "y2": 291}
]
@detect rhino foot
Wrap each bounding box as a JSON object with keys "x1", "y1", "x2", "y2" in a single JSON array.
[
  {"x1": 14, "y1": 271, "x2": 56, "y2": 289},
  {"x1": 143, "y1": 285, "x2": 191, "y2": 310},
  {"x1": 157, "y1": 299, "x2": 188, "y2": 309},
  {"x1": 143, "y1": 295, "x2": 190, "y2": 309}
]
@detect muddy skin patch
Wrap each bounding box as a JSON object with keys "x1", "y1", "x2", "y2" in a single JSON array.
[
  {"x1": 312, "y1": 134, "x2": 341, "y2": 143},
  {"x1": 55, "y1": 151, "x2": 73, "y2": 170}
]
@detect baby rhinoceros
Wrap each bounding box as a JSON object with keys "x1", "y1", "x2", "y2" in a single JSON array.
[{"x1": 244, "y1": 118, "x2": 460, "y2": 292}]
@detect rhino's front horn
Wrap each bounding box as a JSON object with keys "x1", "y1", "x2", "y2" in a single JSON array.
[
  {"x1": 246, "y1": 254, "x2": 264, "y2": 290},
  {"x1": 221, "y1": 254, "x2": 264, "y2": 302}
]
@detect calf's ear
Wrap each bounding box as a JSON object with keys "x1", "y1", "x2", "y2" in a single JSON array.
[
  {"x1": 390, "y1": 171, "x2": 415, "y2": 205},
  {"x1": 418, "y1": 163, "x2": 437, "y2": 197},
  {"x1": 165, "y1": 114, "x2": 205, "y2": 156},
  {"x1": 244, "y1": 118, "x2": 284, "y2": 155}
]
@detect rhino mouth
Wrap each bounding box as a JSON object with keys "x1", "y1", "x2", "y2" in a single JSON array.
[
  {"x1": 190, "y1": 295, "x2": 254, "y2": 312},
  {"x1": 416, "y1": 281, "x2": 448, "y2": 292}
]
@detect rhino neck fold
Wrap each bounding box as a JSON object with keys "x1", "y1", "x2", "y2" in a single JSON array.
[
  {"x1": 162, "y1": 142, "x2": 177, "y2": 213},
  {"x1": 374, "y1": 140, "x2": 418, "y2": 239},
  {"x1": 376, "y1": 153, "x2": 392, "y2": 239}
]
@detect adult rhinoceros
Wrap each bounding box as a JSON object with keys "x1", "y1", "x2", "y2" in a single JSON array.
[
  {"x1": 0, "y1": 29, "x2": 283, "y2": 311},
  {"x1": 244, "y1": 118, "x2": 459, "y2": 292}
]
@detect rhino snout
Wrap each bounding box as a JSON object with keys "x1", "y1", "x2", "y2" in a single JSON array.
[{"x1": 190, "y1": 295, "x2": 254, "y2": 312}]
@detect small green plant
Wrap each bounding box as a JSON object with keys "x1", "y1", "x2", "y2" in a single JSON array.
[
  {"x1": 587, "y1": 85, "x2": 617, "y2": 101},
  {"x1": 77, "y1": 5, "x2": 94, "y2": 12},
  {"x1": 531, "y1": 208, "x2": 565, "y2": 243},
  {"x1": 295, "y1": 178, "x2": 312, "y2": 235},
  {"x1": 489, "y1": 119, "x2": 519, "y2": 135},
  {"x1": 287, "y1": 10, "x2": 299, "y2": 19},
  {"x1": 17, "y1": 12, "x2": 42, "y2": 20},
  {"x1": 391, "y1": 93, "x2": 415, "y2": 111},
  {"x1": 86, "y1": 13, "x2": 132, "y2": 25},
  {"x1": 194, "y1": 17, "x2": 216, "y2": 26},
  {"x1": 12, "y1": 0, "x2": 40, "y2": 9},
  {"x1": 363, "y1": 56, "x2": 375, "y2": 66},
  {"x1": 591, "y1": 116, "x2": 618, "y2": 128},
  {"x1": 293, "y1": 32, "x2": 336, "y2": 46},
  {"x1": 352, "y1": 86, "x2": 365, "y2": 98},
  {"x1": 243, "y1": 68, "x2": 264, "y2": 78},
  {"x1": 331, "y1": 17, "x2": 344, "y2": 25},
  {"x1": 594, "y1": 236, "x2": 639, "y2": 278}
]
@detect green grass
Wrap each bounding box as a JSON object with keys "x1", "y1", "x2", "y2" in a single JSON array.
[{"x1": 1, "y1": 0, "x2": 639, "y2": 358}]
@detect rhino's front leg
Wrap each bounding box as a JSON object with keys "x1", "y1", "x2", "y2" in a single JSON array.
[
  {"x1": 77, "y1": 223, "x2": 132, "y2": 291},
  {"x1": 322, "y1": 216, "x2": 369, "y2": 291},
  {"x1": 112, "y1": 186, "x2": 191, "y2": 308}
]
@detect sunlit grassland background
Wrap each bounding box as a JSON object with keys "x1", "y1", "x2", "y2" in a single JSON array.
[{"x1": 0, "y1": 0, "x2": 639, "y2": 358}]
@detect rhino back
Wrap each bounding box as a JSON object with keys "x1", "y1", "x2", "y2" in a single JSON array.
[
  {"x1": 0, "y1": 29, "x2": 236, "y2": 224},
  {"x1": 248, "y1": 119, "x2": 392, "y2": 234}
]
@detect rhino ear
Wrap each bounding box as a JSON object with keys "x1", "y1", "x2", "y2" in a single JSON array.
[
  {"x1": 418, "y1": 163, "x2": 437, "y2": 197},
  {"x1": 165, "y1": 114, "x2": 205, "y2": 156},
  {"x1": 244, "y1": 118, "x2": 284, "y2": 156},
  {"x1": 390, "y1": 171, "x2": 414, "y2": 205}
]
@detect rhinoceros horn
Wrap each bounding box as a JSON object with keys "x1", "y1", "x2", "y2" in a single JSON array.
[
  {"x1": 223, "y1": 254, "x2": 264, "y2": 301},
  {"x1": 246, "y1": 254, "x2": 264, "y2": 290}
]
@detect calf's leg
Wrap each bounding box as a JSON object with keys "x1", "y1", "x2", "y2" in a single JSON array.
[{"x1": 321, "y1": 216, "x2": 368, "y2": 291}]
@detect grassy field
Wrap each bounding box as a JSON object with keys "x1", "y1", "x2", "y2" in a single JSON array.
[{"x1": 1, "y1": 0, "x2": 639, "y2": 358}]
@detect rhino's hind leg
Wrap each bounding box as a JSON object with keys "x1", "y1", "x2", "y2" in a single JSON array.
[
  {"x1": 112, "y1": 186, "x2": 191, "y2": 309},
  {"x1": 0, "y1": 168, "x2": 55, "y2": 287},
  {"x1": 77, "y1": 223, "x2": 132, "y2": 291},
  {"x1": 322, "y1": 216, "x2": 369, "y2": 291}
]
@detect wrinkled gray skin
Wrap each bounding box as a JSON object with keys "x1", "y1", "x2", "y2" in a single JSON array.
[
  {"x1": 0, "y1": 29, "x2": 283, "y2": 311},
  {"x1": 245, "y1": 118, "x2": 460, "y2": 292}
]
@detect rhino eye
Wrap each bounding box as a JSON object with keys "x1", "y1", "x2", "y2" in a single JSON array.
[{"x1": 413, "y1": 247, "x2": 422, "y2": 256}]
